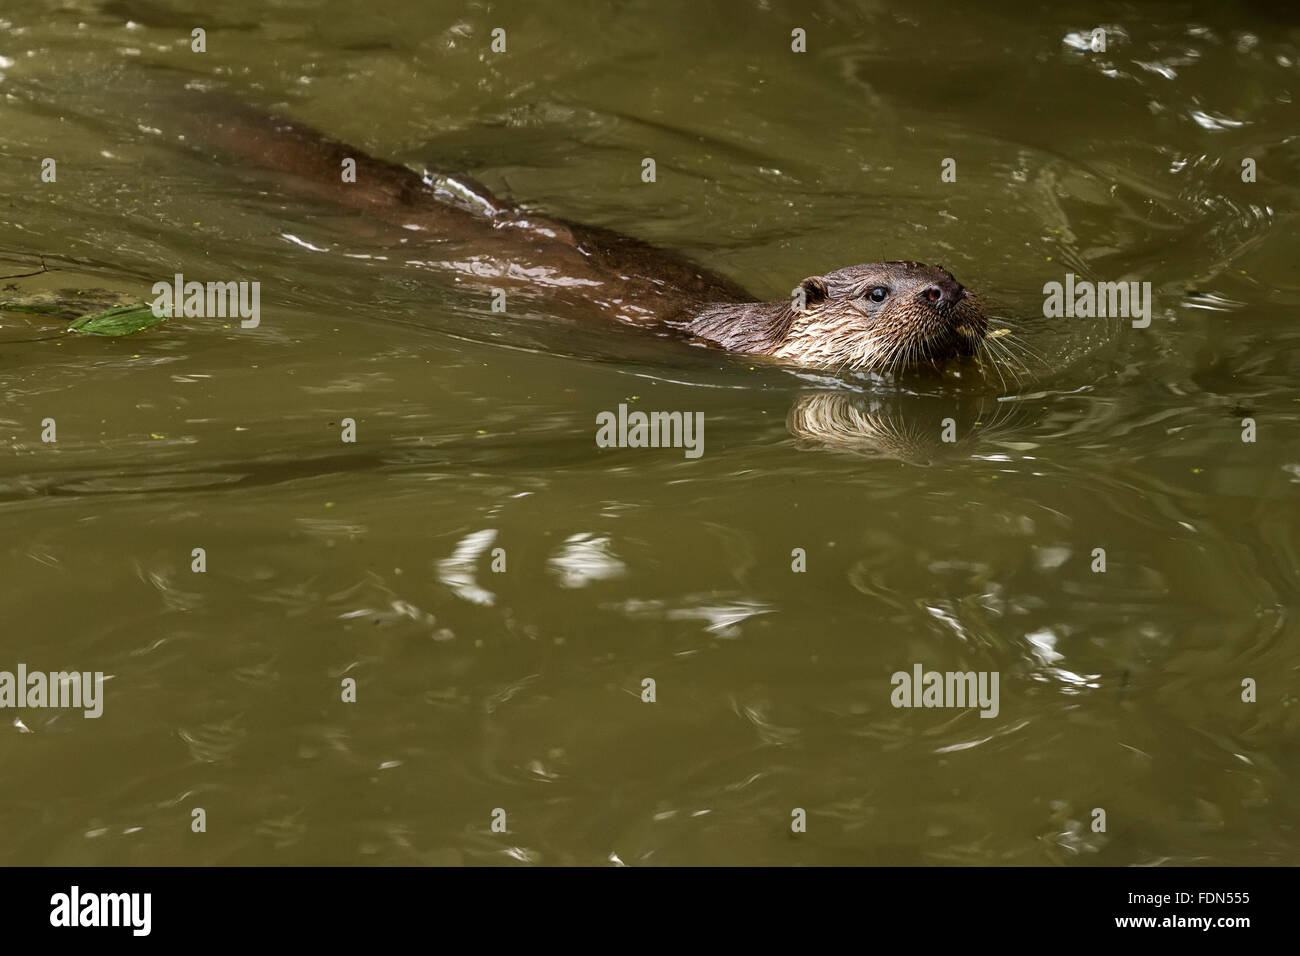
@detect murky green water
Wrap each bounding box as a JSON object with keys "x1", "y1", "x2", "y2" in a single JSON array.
[{"x1": 1, "y1": 1, "x2": 1297, "y2": 865}]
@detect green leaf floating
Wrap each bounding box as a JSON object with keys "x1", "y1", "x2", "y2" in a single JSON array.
[
  {"x1": 67, "y1": 302, "x2": 170, "y2": 336},
  {"x1": 1, "y1": 289, "x2": 169, "y2": 336}
]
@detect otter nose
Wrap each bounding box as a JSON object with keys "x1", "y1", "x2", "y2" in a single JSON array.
[{"x1": 923, "y1": 281, "x2": 966, "y2": 304}]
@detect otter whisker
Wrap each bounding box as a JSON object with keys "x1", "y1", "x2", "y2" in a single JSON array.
[
  {"x1": 986, "y1": 335, "x2": 1032, "y2": 379},
  {"x1": 980, "y1": 318, "x2": 1054, "y2": 370},
  {"x1": 989, "y1": 331, "x2": 1050, "y2": 371},
  {"x1": 976, "y1": 335, "x2": 1030, "y2": 392},
  {"x1": 977, "y1": 337, "x2": 1015, "y2": 392},
  {"x1": 982, "y1": 343, "x2": 1012, "y2": 393}
]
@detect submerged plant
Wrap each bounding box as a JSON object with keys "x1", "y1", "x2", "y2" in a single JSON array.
[{"x1": 0, "y1": 288, "x2": 167, "y2": 336}]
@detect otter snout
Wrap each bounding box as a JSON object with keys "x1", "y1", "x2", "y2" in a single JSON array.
[{"x1": 922, "y1": 279, "x2": 967, "y2": 306}]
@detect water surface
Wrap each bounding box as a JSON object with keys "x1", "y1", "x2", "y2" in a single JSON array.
[{"x1": 0, "y1": 0, "x2": 1297, "y2": 865}]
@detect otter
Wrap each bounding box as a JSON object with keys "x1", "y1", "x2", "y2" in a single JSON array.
[
  {"x1": 686, "y1": 262, "x2": 986, "y2": 374},
  {"x1": 171, "y1": 90, "x2": 988, "y2": 374}
]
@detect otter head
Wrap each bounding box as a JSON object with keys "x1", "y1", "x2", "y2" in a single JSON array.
[{"x1": 770, "y1": 262, "x2": 987, "y2": 373}]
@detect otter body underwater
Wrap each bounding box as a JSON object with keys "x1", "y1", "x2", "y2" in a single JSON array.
[{"x1": 177, "y1": 91, "x2": 988, "y2": 374}]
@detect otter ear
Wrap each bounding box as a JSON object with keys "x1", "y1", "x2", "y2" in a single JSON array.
[{"x1": 798, "y1": 275, "x2": 829, "y2": 305}]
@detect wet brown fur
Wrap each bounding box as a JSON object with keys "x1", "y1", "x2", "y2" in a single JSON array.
[{"x1": 176, "y1": 91, "x2": 986, "y2": 373}]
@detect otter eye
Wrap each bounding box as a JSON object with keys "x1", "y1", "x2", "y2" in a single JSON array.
[{"x1": 867, "y1": 286, "x2": 889, "y2": 303}]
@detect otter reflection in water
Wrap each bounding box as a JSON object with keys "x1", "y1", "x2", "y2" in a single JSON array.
[{"x1": 785, "y1": 390, "x2": 1031, "y2": 463}]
